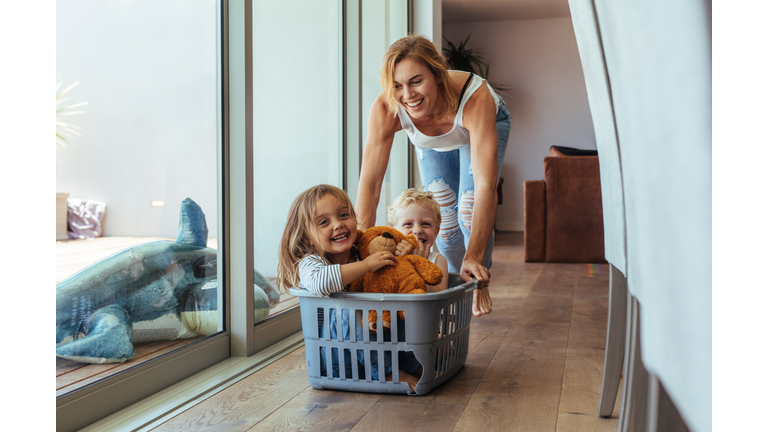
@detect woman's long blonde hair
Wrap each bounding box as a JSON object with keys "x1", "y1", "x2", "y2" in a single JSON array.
[
  {"x1": 276, "y1": 184, "x2": 357, "y2": 292},
  {"x1": 380, "y1": 34, "x2": 458, "y2": 117}
]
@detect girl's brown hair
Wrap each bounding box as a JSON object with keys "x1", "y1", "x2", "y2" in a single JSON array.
[
  {"x1": 380, "y1": 34, "x2": 458, "y2": 117},
  {"x1": 276, "y1": 184, "x2": 357, "y2": 292}
]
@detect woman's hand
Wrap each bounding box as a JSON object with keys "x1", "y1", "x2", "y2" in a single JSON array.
[
  {"x1": 460, "y1": 257, "x2": 492, "y2": 316},
  {"x1": 364, "y1": 251, "x2": 396, "y2": 272}
]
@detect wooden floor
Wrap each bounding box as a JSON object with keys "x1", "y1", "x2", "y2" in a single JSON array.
[{"x1": 149, "y1": 232, "x2": 622, "y2": 432}]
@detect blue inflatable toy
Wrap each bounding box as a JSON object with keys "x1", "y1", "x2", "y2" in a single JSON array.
[{"x1": 56, "y1": 198, "x2": 280, "y2": 363}]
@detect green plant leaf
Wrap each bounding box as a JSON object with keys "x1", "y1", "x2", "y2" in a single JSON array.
[{"x1": 443, "y1": 35, "x2": 513, "y2": 99}]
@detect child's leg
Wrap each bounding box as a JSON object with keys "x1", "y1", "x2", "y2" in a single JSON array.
[{"x1": 386, "y1": 369, "x2": 420, "y2": 393}]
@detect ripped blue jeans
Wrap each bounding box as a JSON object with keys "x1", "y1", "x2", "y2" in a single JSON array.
[{"x1": 414, "y1": 100, "x2": 511, "y2": 274}]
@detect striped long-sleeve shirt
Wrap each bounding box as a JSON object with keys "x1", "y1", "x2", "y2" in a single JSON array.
[{"x1": 298, "y1": 255, "x2": 346, "y2": 297}]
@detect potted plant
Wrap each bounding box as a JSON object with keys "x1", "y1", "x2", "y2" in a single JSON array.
[{"x1": 442, "y1": 34, "x2": 512, "y2": 98}]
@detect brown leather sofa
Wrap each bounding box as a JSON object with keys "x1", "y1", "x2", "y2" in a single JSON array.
[{"x1": 524, "y1": 146, "x2": 607, "y2": 263}]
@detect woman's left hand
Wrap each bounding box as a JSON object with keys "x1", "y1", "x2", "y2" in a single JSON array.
[{"x1": 460, "y1": 258, "x2": 492, "y2": 316}]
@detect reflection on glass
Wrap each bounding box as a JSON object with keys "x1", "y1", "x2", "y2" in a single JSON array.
[
  {"x1": 56, "y1": 199, "x2": 220, "y2": 363},
  {"x1": 56, "y1": 199, "x2": 280, "y2": 364},
  {"x1": 55, "y1": 0, "x2": 223, "y2": 396},
  {"x1": 252, "y1": 0, "x2": 342, "y2": 320}
]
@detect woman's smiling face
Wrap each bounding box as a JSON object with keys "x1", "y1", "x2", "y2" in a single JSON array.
[{"x1": 393, "y1": 57, "x2": 441, "y2": 118}]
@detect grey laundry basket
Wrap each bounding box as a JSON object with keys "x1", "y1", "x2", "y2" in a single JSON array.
[{"x1": 289, "y1": 274, "x2": 478, "y2": 396}]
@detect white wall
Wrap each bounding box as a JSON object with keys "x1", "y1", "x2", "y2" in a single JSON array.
[
  {"x1": 56, "y1": 0, "x2": 219, "y2": 238},
  {"x1": 443, "y1": 18, "x2": 596, "y2": 231}
]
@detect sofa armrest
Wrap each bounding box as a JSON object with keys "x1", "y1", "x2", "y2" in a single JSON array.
[
  {"x1": 543, "y1": 156, "x2": 606, "y2": 263},
  {"x1": 524, "y1": 180, "x2": 546, "y2": 262}
]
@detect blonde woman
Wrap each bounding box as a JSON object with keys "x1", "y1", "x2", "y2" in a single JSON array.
[{"x1": 356, "y1": 35, "x2": 511, "y2": 317}]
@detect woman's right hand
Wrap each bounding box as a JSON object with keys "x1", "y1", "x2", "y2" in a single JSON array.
[{"x1": 364, "y1": 251, "x2": 396, "y2": 272}]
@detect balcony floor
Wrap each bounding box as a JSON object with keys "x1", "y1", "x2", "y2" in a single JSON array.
[{"x1": 147, "y1": 232, "x2": 622, "y2": 432}]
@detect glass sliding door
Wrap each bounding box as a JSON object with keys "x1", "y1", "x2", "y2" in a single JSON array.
[
  {"x1": 250, "y1": 0, "x2": 343, "y2": 320},
  {"x1": 56, "y1": 1, "x2": 230, "y2": 429},
  {"x1": 358, "y1": 0, "x2": 410, "y2": 224},
  {"x1": 55, "y1": 0, "x2": 416, "y2": 429}
]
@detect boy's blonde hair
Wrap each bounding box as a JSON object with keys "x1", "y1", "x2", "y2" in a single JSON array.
[
  {"x1": 277, "y1": 184, "x2": 357, "y2": 292},
  {"x1": 386, "y1": 187, "x2": 441, "y2": 228}
]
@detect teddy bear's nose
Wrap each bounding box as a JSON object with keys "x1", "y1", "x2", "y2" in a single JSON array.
[{"x1": 382, "y1": 232, "x2": 393, "y2": 239}]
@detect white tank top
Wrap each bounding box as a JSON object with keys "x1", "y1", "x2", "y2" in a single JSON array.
[
  {"x1": 428, "y1": 250, "x2": 440, "y2": 264},
  {"x1": 397, "y1": 72, "x2": 501, "y2": 152}
]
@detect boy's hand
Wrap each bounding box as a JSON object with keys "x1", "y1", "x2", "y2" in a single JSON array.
[
  {"x1": 394, "y1": 240, "x2": 414, "y2": 257},
  {"x1": 413, "y1": 240, "x2": 429, "y2": 258},
  {"x1": 364, "y1": 251, "x2": 396, "y2": 272}
]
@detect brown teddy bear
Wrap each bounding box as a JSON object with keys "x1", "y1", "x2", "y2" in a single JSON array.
[{"x1": 349, "y1": 226, "x2": 443, "y2": 328}]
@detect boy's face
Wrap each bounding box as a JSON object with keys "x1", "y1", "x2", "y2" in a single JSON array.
[{"x1": 393, "y1": 203, "x2": 439, "y2": 250}]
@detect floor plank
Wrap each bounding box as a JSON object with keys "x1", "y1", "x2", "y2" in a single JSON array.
[
  {"x1": 350, "y1": 402, "x2": 464, "y2": 432},
  {"x1": 248, "y1": 386, "x2": 382, "y2": 432},
  {"x1": 151, "y1": 347, "x2": 310, "y2": 432},
  {"x1": 453, "y1": 320, "x2": 572, "y2": 431},
  {"x1": 556, "y1": 263, "x2": 620, "y2": 432}
]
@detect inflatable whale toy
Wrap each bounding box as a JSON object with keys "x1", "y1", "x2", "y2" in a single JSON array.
[{"x1": 56, "y1": 198, "x2": 281, "y2": 364}]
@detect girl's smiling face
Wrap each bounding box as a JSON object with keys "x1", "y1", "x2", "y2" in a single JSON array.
[
  {"x1": 393, "y1": 57, "x2": 441, "y2": 119},
  {"x1": 314, "y1": 193, "x2": 358, "y2": 260}
]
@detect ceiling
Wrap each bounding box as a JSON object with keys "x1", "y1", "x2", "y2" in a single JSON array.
[{"x1": 442, "y1": 0, "x2": 571, "y2": 23}]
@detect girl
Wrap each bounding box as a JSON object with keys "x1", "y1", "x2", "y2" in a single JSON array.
[
  {"x1": 277, "y1": 184, "x2": 393, "y2": 297},
  {"x1": 277, "y1": 184, "x2": 422, "y2": 392}
]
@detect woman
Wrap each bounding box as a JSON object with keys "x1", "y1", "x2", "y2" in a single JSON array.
[{"x1": 356, "y1": 35, "x2": 511, "y2": 316}]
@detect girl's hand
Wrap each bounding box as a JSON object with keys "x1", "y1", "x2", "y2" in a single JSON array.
[
  {"x1": 364, "y1": 251, "x2": 396, "y2": 272},
  {"x1": 394, "y1": 240, "x2": 414, "y2": 257}
]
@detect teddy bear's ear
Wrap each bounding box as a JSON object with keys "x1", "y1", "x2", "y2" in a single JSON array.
[
  {"x1": 406, "y1": 234, "x2": 419, "y2": 249},
  {"x1": 355, "y1": 229, "x2": 365, "y2": 245}
]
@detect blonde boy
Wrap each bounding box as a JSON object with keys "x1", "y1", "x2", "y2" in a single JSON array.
[{"x1": 387, "y1": 188, "x2": 449, "y2": 292}]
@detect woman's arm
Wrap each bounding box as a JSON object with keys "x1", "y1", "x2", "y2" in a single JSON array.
[
  {"x1": 356, "y1": 93, "x2": 402, "y2": 230},
  {"x1": 460, "y1": 83, "x2": 500, "y2": 286}
]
